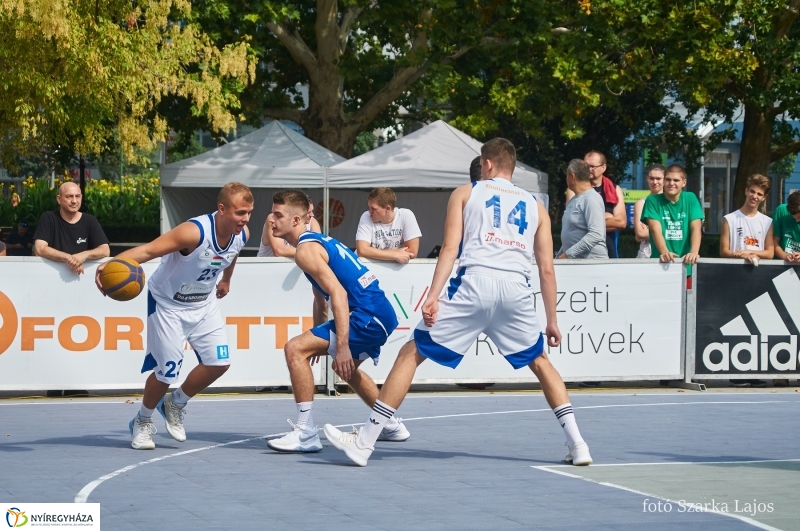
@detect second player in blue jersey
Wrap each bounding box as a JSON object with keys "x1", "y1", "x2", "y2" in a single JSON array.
[{"x1": 265, "y1": 189, "x2": 408, "y2": 453}]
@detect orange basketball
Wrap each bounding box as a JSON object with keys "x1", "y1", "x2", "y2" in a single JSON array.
[{"x1": 99, "y1": 258, "x2": 145, "y2": 301}]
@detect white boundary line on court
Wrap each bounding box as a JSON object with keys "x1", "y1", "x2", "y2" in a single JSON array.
[
  {"x1": 73, "y1": 399, "x2": 793, "y2": 504},
  {"x1": 3, "y1": 392, "x2": 799, "y2": 406},
  {"x1": 532, "y1": 464, "x2": 789, "y2": 531}
]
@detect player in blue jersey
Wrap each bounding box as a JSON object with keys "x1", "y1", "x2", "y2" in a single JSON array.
[
  {"x1": 95, "y1": 183, "x2": 253, "y2": 450},
  {"x1": 266, "y1": 189, "x2": 410, "y2": 453},
  {"x1": 324, "y1": 138, "x2": 591, "y2": 467}
]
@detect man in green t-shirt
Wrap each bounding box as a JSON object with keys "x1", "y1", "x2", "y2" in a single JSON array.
[
  {"x1": 641, "y1": 164, "x2": 704, "y2": 264},
  {"x1": 772, "y1": 191, "x2": 800, "y2": 262}
]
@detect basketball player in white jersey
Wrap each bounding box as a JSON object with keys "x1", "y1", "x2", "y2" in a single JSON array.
[
  {"x1": 324, "y1": 138, "x2": 592, "y2": 467},
  {"x1": 95, "y1": 182, "x2": 253, "y2": 450}
]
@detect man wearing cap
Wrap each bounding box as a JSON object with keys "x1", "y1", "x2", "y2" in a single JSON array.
[{"x1": 5, "y1": 220, "x2": 34, "y2": 256}]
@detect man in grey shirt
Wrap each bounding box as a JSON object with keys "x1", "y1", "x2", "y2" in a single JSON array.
[{"x1": 557, "y1": 159, "x2": 608, "y2": 259}]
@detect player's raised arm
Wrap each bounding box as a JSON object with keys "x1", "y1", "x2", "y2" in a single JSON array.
[
  {"x1": 124, "y1": 222, "x2": 203, "y2": 264},
  {"x1": 294, "y1": 242, "x2": 355, "y2": 380},
  {"x1": 533, "y1": 201, "x2": 561, "y2": 348},
  {"x1": 420, "y1": 184, "x2": 471, "y2": 325},
  {"x1": 94, "y1": 222, "x2": 203, "y2": 293}
]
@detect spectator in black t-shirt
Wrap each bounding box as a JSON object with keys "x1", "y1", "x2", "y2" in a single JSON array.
[
  {"x1": 34, "y1": 181, "x2": 110, "y2": 274},
  {"x1": 5, "y1": 220, "x2": 34, "y2": 256}
]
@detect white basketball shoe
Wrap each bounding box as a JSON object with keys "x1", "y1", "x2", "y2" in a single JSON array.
[
  {"x1": 157, "y1": 393, "x2": 186, "y2": 442},
  {"x1": 378, "y1": 417, "x2": 410, "y2": 442},
  {"x1": 564, "y1": 441, "x2": 593, "y2": 466},
  {"x1": 267, "y1": 420, "x2": 323, "y2": 453},
  {"x1": 323, "y1": 424, "x2": 373, "y2": 467},
  {"x1": 129, "y1": 414, "x2": 157, "y2": 450}
]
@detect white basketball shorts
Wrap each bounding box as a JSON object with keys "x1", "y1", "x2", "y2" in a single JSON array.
[
  {"x1": 142, "y1": 292, "x2": 231, "y2": 384},
  {"x1": 413, "y1": 266, "x2": 544, "y2": 369}
]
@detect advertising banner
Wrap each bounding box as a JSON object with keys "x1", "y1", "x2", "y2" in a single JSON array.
[
  {"x1": 695, "y1": 262, "x2": 800, "y2": 377},
  {"x1": 0, "y1": 258, "x2": 684, "y2": 391},
  {"x1": 359, "y1": 260, "x2": 684, "y2": 383}
]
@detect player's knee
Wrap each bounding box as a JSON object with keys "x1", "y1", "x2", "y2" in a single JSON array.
[{"x1": 284, "y1": 339, "x2": 303, "y2": 365}]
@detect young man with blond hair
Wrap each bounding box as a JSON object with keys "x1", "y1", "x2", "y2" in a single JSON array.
[
  {"x1": 266, "y1": 189, "x2": 409, "y2": 453},
  {"x1": 96, "y1": 182, "x2": 253, "y2": 450},
  {"x1": 355, "y1": 187, "x2": 421, "y2": 264},
  {"x1": 324, "y1": 138, "x2": 591, "y2": 467}
]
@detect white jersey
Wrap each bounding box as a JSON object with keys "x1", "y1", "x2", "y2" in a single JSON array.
[
  {"x1": 149, "y1": 213, "x2": 246, "y2": 310},
  {"x1": 724, "y1": 210, "x2": 772, "y2": 252},
  {"x1": 458, "y1": 178, "x2": 538, "y2": 278}
]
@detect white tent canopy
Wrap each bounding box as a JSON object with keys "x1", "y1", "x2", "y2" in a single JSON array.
[
  {"x1": 160, "y1": 121, "x2": 344, "y2": 234},
  {"x1": 327, "y1": 120, "x2": 548, "y2": 194},
  {"x1": 160, "y1": 120, "x2": 344, "y2": 188},
  {"x1": 322, "y1": 121, "x2": 548, "y2": 254},
  {"x1": 159, "y1": 120, "x2": 549, "y2": 257}
]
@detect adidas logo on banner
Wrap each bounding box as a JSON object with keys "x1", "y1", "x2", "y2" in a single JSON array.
[{"x1": 703, "y1": 269, "x2": 800, "y2": 372}]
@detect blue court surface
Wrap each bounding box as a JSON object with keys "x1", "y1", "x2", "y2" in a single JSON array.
[{"x1": 1, "y1": 388, "x2": 799, "y2": 531}]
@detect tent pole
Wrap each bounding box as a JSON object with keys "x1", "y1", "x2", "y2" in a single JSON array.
[{"x1": 323, "y1": 168, "x2": 330, "y2": 235}]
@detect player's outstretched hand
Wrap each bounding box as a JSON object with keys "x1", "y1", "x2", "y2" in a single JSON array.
[
  {"x1": 332, "y1": 349, "x2": 355, "y2": 381},
  {"x1": 545, "y1": 323, "x2": 561, "y2": 348},
  {"x1": 421, "y1": 297, "x2": 439, "y2": 327},
  {"x1": 216, "y1": 280, "x2": 230, "y2": 298}
]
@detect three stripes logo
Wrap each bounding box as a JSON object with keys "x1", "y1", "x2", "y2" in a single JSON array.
[{"x1": 699, "y1": 268, "x2": 800, "y2": 373}]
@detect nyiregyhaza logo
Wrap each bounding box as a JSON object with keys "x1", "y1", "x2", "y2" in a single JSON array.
[
  {"x1": 6, "y1": 508, "x2": 27, "y2": 527},
  {"x1": 703, "y1": 269, "x2": 800, "y2": 371}
]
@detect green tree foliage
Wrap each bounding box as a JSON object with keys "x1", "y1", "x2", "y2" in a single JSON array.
[{"x1": 0, "y1": 0, "x2": 255, "y2": 167}]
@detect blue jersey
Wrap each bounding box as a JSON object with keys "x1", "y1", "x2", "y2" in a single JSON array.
[{"x1": 297, "y1": 233, "x2": 398, "y2": 328}]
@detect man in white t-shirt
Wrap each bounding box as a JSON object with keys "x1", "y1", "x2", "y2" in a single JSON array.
[
  {"x1": 355, "y1": 187, "x2": 422, "y2": 264},
  {"x1": 720, "y1": 173, "x2": 774, "y2": 388},
  {"x1": 720, "y1": 174, "x2": 775, "y2": 265}
]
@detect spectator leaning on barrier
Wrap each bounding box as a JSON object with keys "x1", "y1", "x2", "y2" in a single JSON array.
[
  {"x1": 33, "y1": 181, "x2": 110, "y2": 274},
  {"x1": 557, "y1": 159, "x2": 608, "y2": 259},
  {"x1": 566, "y1": 151, "x2": 626, "y2": 258},
  {"x1": 641, "y1": 164, "x2": 703, "y2": 264},
  {"x1": 5, "y1": 220, "x2": 34, "y2": 256},
  {"x1": 720, "y1": 174, "x2": 775, "y2": 265},
  {"x1": 633, "y1": 164, "x2": 666, "y2": 259},
  {"x1": 773, "y1": 190, "x2": 800, "y2": 263},
  {"x1": 355, "y1": 187, "x2": 422, "y2": 264}
]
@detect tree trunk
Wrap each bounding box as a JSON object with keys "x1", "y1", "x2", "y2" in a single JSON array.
[{"x1": 733, "y1": 103, "x2": 772, "y2": 208}]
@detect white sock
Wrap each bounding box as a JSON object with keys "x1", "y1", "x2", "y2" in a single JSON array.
[
  {"x1": 358, "y1": 400, "x2": 395, "y2": 448},
  {"x1": 296, "y1": 402, "x2": 314, "y2": 429},
  {"x1": 172, "y1": 387, "x2": 190, "y2": 408},
  {"x1": 553, "y1": 403, "x2": 584, "y2": 448},
  {"x1": 385, "y1": 415, "x2": 400, "y2": 429},
  {"x1": 139, "y1": 404, "x2": 155, "y2": 418}
]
